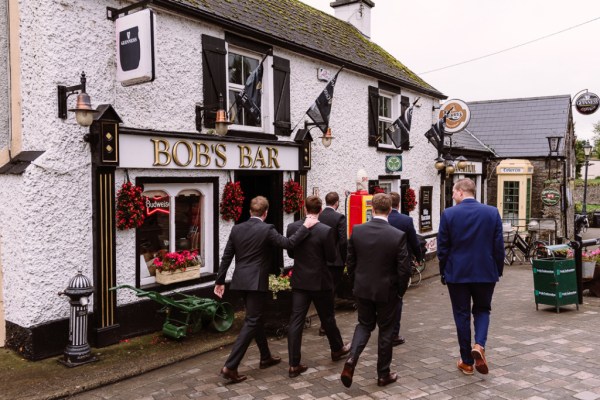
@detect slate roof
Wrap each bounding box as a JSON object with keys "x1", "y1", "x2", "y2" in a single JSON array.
[
  {"x1": 444, "y1": 128, "x2": 495, "y2": 155},
  {"x1": 162, "y1": 0, "x2": 445, "y2": 98},
  {"x1": 460, "y1": 95, "x2": 572, "y2": 158}
]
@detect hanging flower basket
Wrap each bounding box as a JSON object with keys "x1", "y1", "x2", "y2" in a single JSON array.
[
  {"x1": 220, "y1": 181, "x2": 244, "y2": 222},
  {"x1": 405, "y1": 187, "x2": 417, "y2": 213},
  {"x1": 116, "y1": 181, "x2": 146, "y2": 230},
  {"x1": 283, "y1": 180, "x2": 304, "y2": 214}
]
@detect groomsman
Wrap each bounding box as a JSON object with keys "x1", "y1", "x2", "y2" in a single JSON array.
[
  {"x1": 317, "y1": 191, "x2": 348, "y2": 336},
  {"x1": 214, "y1": 196, "x2": 318, "y2": 384},
  {"x1": 286, "y1": 196, "x2": 350, "y2": 378},
  {"x1": 340, "y1": 193, "x2": 411, "y2": 388}
]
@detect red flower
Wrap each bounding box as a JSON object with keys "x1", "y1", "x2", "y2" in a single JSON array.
[
  {"x1": 116, "y1": 181, "x2": 145, "y2": 230},
  {"x1": 283, "y1": 180, "x2": 304, "y2": 214},
  {"x1": 404, "y1": 188, "x2": 417, "y2": 213},
  {"x1": 220, "y1": 181, "x2": 245, "y2": 222}
]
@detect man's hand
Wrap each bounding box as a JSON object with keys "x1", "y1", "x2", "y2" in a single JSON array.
[
  {"x1": 214, "y1": 284, "x2": 225, "y2": 298},
  {"x1": 303, "y1": 215, "x2": 319, "y2": 229},
  {"x1": 440, "y1": 275, "x2": 446, "y2": 285}
]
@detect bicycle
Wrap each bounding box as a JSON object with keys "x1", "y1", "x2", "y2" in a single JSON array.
[
  {"x1": 504, "y1": 230, "x2": 549, "y2": 265},
  {"x1": 408, "y1": 257, "x2": 426, "y2": 287}
]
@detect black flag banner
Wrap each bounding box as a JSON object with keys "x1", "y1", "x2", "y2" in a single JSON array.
[
  {"x1": 306, "y1": 67, "x2": 343, "y2": 134},
  {"x1": 424, "y1": 116, "x2": 446, "y2": 152},
  {"x1": 235, "y1": 62, "x2": 264, "y2": 125},
  {"x1": 386, "y1": 102, "x2": 415, "y2": 148}
]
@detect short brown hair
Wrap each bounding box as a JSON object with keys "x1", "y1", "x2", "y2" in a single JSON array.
[
  {"x1": 325, "y1": 192, "x2": 339, "y2": 206},
  {"x1": 305, "y1": 195, "x2": 322, "y2": 214},
  {"x1": 453, "y1": 178, "x2": 476, "y2": 196},
  {"x1": 390, "y1": 192, "x2": 401, "y2": 209},
  {"x1": 250, "y1": 196, "x2": 269, "y2": 216},
  {"x1": 372, "y1": 193, "x2": 392, "y2": 215}
]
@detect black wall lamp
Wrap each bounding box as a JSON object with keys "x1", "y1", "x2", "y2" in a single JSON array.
[
  {"x1": 57, "y1": 72, "x2": 98, "y2": 127},
  {"x1": 196, "y1": 93, "x2": 232, "y2": 136},
  {"x1": 300, "y1": 121, "x2": 335, "y2": 148}
]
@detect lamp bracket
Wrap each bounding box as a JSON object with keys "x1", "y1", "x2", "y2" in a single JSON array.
[
  {"x1": 107, "y1": 0, "x2": 152, "y2": 21},
  {"x1": 57, "y1": 72, "x2": 87, "y2": 119}
]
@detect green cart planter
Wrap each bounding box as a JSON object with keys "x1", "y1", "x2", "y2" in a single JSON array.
[
  {"x1": 111, "y1": 285, "x2": 234, "y2": 339},
  {"x1": 532, "y1": 257, "x2": 579, "y2": 313}
]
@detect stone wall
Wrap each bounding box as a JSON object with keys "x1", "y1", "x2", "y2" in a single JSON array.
[{"x1": 573, "y1": 183, "x2": 600, "y2": 205}]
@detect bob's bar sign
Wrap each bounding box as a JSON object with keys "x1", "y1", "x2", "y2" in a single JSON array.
[
  {"x1": 116, "y1": 9, "x2": 155, "y2": 86},
  {"x1": 575, "y1": 92, "x2": 599, "y2": 115}
]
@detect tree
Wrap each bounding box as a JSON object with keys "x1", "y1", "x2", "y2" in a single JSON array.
[
  {"x1": 593, "y1": 121, "x2": 600, "y2": 156},
  {"x1": 575, "y1": 139, "x2": 585, "y2": 179}
]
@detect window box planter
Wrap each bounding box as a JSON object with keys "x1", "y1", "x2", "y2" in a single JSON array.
[{"x1": 155, "y1": 265, "x2": 201, "y2": 285}]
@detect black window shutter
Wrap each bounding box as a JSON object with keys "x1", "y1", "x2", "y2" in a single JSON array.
[
  {"x1": 202, "y1": 35, "x2": 227, "y2": 129},
  {"x1": 273, "y1": 56, "x2": 291, "y2": 136},
  {"x1": 401, "y1": 95, "x2": 410, "y2": 150},
  {"x1": 368, "y1": 86, "x2": 379, "y2": 146}
]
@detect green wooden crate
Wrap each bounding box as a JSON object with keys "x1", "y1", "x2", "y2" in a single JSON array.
[{"x1": 532, "y1": 258, "x2": 579, "y2": 313}]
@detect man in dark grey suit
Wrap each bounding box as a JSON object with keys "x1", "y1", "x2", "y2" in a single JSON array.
[
  {"x1": 214, "y1": 196, "x2": 318, "y2": 383},
  {"x1": 286, "y1": 196, "x2": 350, "y2": 378},
  {"x1": 340, "y1": 193, "x2": 411, "y2": 388},
  {"x1": 388, "y1": 191, "x2": 424, "y2": 347}
]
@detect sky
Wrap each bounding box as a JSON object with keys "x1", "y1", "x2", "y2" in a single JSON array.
[{"x1": 300, "y1": 0, "x2": 600, "y2": 142}]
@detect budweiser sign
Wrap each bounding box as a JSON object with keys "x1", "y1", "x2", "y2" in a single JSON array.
[{"x1": 145, "y1": 195, "x2": 170, "y2": 216}]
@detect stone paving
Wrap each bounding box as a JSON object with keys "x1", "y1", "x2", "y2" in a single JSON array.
[{"x1": 73, "y1": 262, "x2": 600, "y2": 400}]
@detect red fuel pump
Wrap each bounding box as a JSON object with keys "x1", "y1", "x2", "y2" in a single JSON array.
[{"x1": 345, "y1": 190, "x2": 373, "y2": 238}]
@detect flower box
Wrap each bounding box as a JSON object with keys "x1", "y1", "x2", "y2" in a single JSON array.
[
  {"x1": 583, "y1": 261, "x2": 596, "y2": 280},
  {"x1": 155, "y1": 265, "x2": 200, "y2": 285}
]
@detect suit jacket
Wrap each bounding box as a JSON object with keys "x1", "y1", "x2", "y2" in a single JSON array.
[
  {"x1": 437, "y1": 198, "x2": 504, "y2": 283},
  {"x1": 216, "y1": 218, "x2": 309, "y2": 291},
  {"x1": 318, "y1": 207, "x2": 348, "y2": 267},
  {"x1": 388, "y1": 209, "x2": 423, "y2": 261},
  {"x1": 287, "y1": 220, "x2": 336, "y2": 291},
  {"x1": 347, "y1": 218, "x2": 411, "y2": 302}
]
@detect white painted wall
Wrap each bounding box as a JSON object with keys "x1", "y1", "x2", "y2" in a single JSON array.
[
  {"x1": 0, "y1": 0, "x2": 8, "y2": 149},
  {"x1": 0, "y1": 1, "x2": 442, "y2": 328}
]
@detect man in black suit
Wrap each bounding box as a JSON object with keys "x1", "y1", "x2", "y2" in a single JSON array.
[
  {"x1": 340, "y1": 193, "x2": 411, "y2": 388},
  {"x1": 214, "y1": 196, "x2": 318, "y2": 384},
  {"x1": 286, "y1": 196, "x2": 351, "y2": 378},
  {"x1": 388, "y1": 191, "x2": 424, "y2": 347}
]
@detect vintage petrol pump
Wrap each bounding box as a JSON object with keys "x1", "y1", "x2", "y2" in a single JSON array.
[{"x1": 345, "y1": 169, "x2": 374, "y2": 237}]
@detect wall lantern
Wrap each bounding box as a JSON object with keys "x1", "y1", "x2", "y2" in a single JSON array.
[
  {"x1": 214, "y1": 93, "x2": 232, "y2": 136},
  {"x1": 319, "y1": 127, "x2": 335, "y2": 148},
  {"x1": 547, "y1": 136, "x2": 562, "y2": 156},
  {"x1": 455, "y1": 155, "x2": 468, "y2": 169},
  {"x1": 583, "y1": 140, "x2": 593, "y2": 157},
  {"x1": 434, "y1": 156, "x2": 445, "y2": 171},
  {"x1": 57, "y1": 72, "x2": 98, "y2": 127}
]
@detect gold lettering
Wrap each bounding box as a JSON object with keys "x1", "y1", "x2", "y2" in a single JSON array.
[
  {"x1": 152, "y1": 139, "x2": 171, "y2": 166},
  {"x1": 267, "y1": 147, "x2": 280, "y2": 169},
  {"x1": 239, "y1": 145, "x2": 253, "y2": 168},
  {"x1": 214, "y1": 144, "x2": 227, "y2": 168},
  {"x1": 172, "y1": 140, "x2": 193, "y2": 167},
  {"x1": 194, "y1": 142, "x2": 211, "y2": 167},
  {"x1": 252, "y1": 146, "x2": 267, "y2": 168}
]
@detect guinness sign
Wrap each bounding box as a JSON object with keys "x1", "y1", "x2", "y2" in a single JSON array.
[
  {"x1": 574, "y1": 92, "x2": 599, "y2": 115},
  {"x1": 116, "y1": 9, "x2": 155, "y2": 86}
]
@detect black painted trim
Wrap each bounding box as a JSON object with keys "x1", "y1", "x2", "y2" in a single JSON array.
[
  {"x1": 378, "y1": 174, "x2": 401, "y2": 179},
  {"x1": 378, "y1": 81, "x2": 401, "y2": 94},
  {"x1": 225, "y1": 32, "x2": 272, "y2": 54}
]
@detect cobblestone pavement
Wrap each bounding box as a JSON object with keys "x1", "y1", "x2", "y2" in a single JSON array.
[{"x1": 73, "y1": 263, "x2": 600, "y2": 400}]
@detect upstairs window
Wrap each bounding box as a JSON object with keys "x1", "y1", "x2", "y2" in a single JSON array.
[
  {"x1": 378, "y1": 94, "x2": 394, "y2": 146},
  {"x1": 227, "y1": 50, "x2": 262, "y2": 128}
]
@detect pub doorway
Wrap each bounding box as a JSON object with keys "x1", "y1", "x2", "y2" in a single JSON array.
[{"x1": 235, "y1": 171, "x2": 284, "y2": 274}]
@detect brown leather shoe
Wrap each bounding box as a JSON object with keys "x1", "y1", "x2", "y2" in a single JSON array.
[
  {"x1": 259, "y1": 355, "x2": 281, "y2": 369},
  {"x1": 457, "y1": 360, "x2": 474, "y2": 375},
  {"x1": 288, "y1": 364, "x2": 308, "y2": 378},
  {"x1": 220, "y1": 366, "x2": 247, "y2": 383},
  {"x1": 377, "y1": 372, "x2": 398, "y2": 387},
  {"x1": 471, "y1": 344, "x2": 489, "y2": 374},
  {"x1": 392, "y1": 335, "x2": 406, "y2": 347},
  {"x1": 331, "y1": 343, "x2": 351, "y2": 361},
  {"x1": 340, "y1": 359, "x2": 356, "y2": 388}
]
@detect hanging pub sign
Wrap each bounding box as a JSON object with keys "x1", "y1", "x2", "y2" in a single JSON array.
[
  {"x1": 116, "y1": 9, "x2": 155, "y2": 86},
  {"x1": 145, "y1": 195, "x2": 170, "y2": 216},
  {"x1": 438, "y1": 99, "x2": 471, "y2": 134},
  {"x1": 574, "y1": 92, "x2": 600, "y2": 115},
  {"x1": 385, "y1": 155, "x2": 402, "y2": 173},
  {"x1": 541, "y1": 188, "x2": 561, "y2": 206},
  {"x1": 419, "y1": 186, "x2": 433, "y2": 232}
]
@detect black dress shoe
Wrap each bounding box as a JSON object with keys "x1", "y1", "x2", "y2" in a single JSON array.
[
  {"x1": 340, "y1": 359, "x2": 356, "y2": 388},
  {"x1": 220, "y1": 366, "x2": 247, "y2": 383},
  {"x1": 392, "y1": 335, "x2": 406, "y2": 347},
  {"x1": 377, "y1": 372, "x2": 398, "y2": 387},
  {"x1": 331, "y1": 343, "x2": 351, "y2": 361},
  {"x1": 288, "y1": 364, "x2": 308, "y2": 378},
  {"x1": 259, "y1": 355, "x2": 282, "y2": 369}
]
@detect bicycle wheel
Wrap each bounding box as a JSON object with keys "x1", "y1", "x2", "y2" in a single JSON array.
[{"x1": 504, "y1": 245, "x2": 515, "y2": 265}]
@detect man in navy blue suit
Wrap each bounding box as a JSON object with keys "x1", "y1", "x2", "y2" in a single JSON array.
[
  {"x1": 437, "y1": 178, "x2": 504, "y2": 376},
  {"x1": 388, "y1": 192, "x2": 423, "y2": 346}
]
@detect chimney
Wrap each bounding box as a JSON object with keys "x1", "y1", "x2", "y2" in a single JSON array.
[{"x1": 330, "y1": 0, "x2": 375, "y2": 38}]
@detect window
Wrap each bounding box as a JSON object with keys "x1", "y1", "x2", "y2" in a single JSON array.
[
  {"x1": 368, "y1": 85, "x2": 403, "y2": 151},
  {"x1": 137, "y1": 181, "x2": 215, "y2": 287},
  {"x1": 228, "y1": 51, "x2": 261, "y2": 128},
  {"x1": 378, "y1": 95, "x2": 393, "y2": 146},
  {"x1": 502, "y1": 181, "x2": 520, "y2": 224}
]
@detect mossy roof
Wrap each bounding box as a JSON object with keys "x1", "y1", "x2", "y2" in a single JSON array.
[{"x1": 164, "y1": 0, "x2": 445, "y2": 98}]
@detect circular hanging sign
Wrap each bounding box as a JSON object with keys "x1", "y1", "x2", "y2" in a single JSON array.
[
  {"x1": 574, "y1": 92, "x2": 600, "y2": 115},
  {"x1": 541, "y1": 188, "x2": 561, "y2": 206},
  {"x1": 438, "y1": 99, "x2": 471, "y2": 134},
  {"x1": 385, "y1": 155, "x2": 402, "y2": 172}
]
